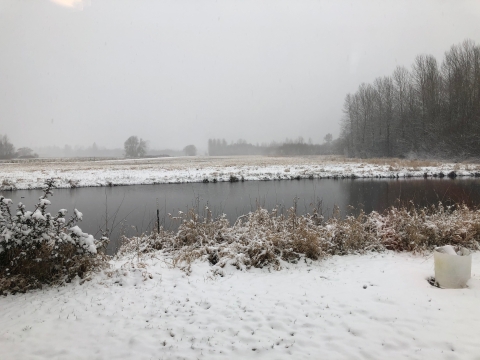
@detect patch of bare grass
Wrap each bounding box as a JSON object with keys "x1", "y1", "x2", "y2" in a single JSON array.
[{"x1": 346, "y1": 157, "x2": 441, "y2": 169}]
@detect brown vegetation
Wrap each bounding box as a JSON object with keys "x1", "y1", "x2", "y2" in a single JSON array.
[{"x1": 119, "y1": 202, "x2": 480, "y2": 271}]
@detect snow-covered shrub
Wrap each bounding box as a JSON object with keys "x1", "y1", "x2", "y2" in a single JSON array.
[
  {"x1": 119, "y1": 202, "x2": 480, "y2": 272},
  {"x1": 0, "y1": 179, "x2": 108, "y2": 293}
]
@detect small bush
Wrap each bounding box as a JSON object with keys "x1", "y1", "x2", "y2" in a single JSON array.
[
  {"x1": 0, "y1": 179, "x2": 108, "y2": 293},
  {"x1": 229, "y1": 175, "x2": 239, "y2": 183}
]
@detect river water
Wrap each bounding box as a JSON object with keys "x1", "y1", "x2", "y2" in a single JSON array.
[{"x1": 2, "y1": 178, "x2": 480, "y2": 253}]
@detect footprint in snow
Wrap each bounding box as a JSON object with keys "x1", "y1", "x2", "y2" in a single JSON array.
[{"x1": 197, "y1": 301, "x2": 212, "y2": 310}]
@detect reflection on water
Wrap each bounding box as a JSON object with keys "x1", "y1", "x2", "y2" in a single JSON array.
[{"x1": 3, "y1": 179, "x2": 480, "y2": 253}]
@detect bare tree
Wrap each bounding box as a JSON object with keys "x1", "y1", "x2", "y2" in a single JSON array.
[
  {"x1": 0, "y1": 135, "x2": 15, "y2": 159},
  {"x1": 324, "y1": 133, "x2": 333, "y2": 144},
  {"x1": 393, "y1": 66, "x2": 410, "y2": 145}
]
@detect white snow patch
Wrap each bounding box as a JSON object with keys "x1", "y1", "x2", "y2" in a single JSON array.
[
  {"x1": 1, "y1": 252, "x2": 480, "y2": 359},
  {"x1": 74, "y1": 209, "x2": 83, "y2": 221},
  {"x1": 32, "y1": 210, "x2": 46, "y2": 221},
  {"x1": 39, "y1": 199, "x2": 51, "y2": 206},
  {"x1": 0, "y1": 156, "x2": 477, "y2": 190}
]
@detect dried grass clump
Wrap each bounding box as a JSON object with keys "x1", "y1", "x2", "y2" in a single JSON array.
[
  {"x1": 119, "y1": 202, "x2": 480, "y2": 272},
  {"x1": 347, "y1": 157, "x2": 441, "y2": 169}
]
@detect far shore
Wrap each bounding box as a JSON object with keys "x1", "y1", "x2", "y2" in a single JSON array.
[{"x1": 1, "y1": 155, "x2": 479, "y2": 191}]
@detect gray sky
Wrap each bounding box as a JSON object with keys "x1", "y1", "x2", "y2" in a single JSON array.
[{"x1": 1, "y1": 0, "x2": 480, "y2": 151}]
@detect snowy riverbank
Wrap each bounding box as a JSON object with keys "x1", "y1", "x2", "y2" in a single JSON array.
[
  {"x1": 1, "y1": 252, "x2": 480, "y2": 359},
  {"x1": 1, "y1": 156, "x2": 479, "y2": 190}
]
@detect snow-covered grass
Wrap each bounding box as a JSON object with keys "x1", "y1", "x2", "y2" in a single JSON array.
[
  {"x1": 1, "y1": 155, "x2": 479, "y2": 190},
  {"x1": 1, "y1": 252, "x2": 480, "y2": 359},
  {"x1": 2, "y1": 172, "x2": 480, "y2": 359},
  {"x1": 119, "y1": 204, "x2": 480, "y2": 271}
]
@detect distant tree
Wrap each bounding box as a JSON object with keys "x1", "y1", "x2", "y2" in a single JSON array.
[
  {"x1": 324, "y1": 133, "x2": 333, "y2": 144},
  {"x1": 16, "y1": 147, "x2": 38, "y2": 158},
  {"x1": 63, "y1": 144, "x2": 72, "y2": 156},
  {"x1": 124, "y1": 136, "x2": 147, "y2": 158},
  {"x1": 138, "y1": 139, "x2": 147, "y2": 157},
  {"x1": 183, "y1": 144, "x2": 197, "y2": 156},
  {"x1": 0, "y1": 135, "x2": 15, "y2": 159}
]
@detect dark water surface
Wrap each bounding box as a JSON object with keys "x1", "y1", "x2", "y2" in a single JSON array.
[{"x1": 3, "y1": 179, "x2": 480, "y2": 253}]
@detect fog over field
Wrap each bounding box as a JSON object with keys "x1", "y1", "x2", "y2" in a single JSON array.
[
  {"x1": 4, "y1": 3, "x2": 480, "y2": 359},
  {"x1": 1, "y1": 0, "x2": 479, "y2": 151}
]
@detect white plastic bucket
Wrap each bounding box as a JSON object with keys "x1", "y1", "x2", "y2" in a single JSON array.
[{"x1": 434, "y1": 246, "x2": 471, "y2": 289}]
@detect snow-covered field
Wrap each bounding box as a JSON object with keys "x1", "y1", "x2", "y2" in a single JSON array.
[
  {"x1": 1, "y1": 155, "x2": 479, "y2": 190},
  {"x1": 1, "y1": 252, "x2": 480, "y2": 360}
]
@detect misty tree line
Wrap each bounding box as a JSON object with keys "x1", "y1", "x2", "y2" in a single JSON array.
[
  {"x1": 0, "y1": 134, "x2": 38, "y2": 159},
  {"x1": 123, "y1": 135, "x2": 197, "y2": 157},
  {"x1": 38, "y1": 143, "x2": 124, "y2": 158},
  {"x1": 208, "y1": 136, "x2": 338, "y2": 156},
  {"x1": 208, "y1": 139, "x2": 266, "y2": 156},
  {"x1": 0, "y1": 133, "x2": 194, "y2": 159},
  {"x1": 341, "y1": 39, "x2": 480, "y2": 158}
]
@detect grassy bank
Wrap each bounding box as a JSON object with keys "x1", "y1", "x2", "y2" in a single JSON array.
[
  {"x1": 119, "y1": 202, "x2": 480, "y2": 271},
  {"x1": 2, "y1": 155, "x2": 480, "y2": 190}
]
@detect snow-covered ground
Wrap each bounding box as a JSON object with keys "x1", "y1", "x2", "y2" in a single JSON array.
[
  {"x1": 1, "y1": 156, "x2": 479, "y2": 190},
  {"x1": 1, "y1": 252, "x2": 480, "y2": 360}
]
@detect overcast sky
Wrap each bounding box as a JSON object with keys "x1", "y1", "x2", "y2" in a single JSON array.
[{"x1": 1, "y1": 0, "x2": 480, "y2": 151}]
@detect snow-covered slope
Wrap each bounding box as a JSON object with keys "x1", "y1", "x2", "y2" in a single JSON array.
[
  {"x1": 1, "y1": 252, "x2": 480, "y2": 359},
  {"x1": 1, "y1": 156, "x2": 478, "y2": 190}
]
